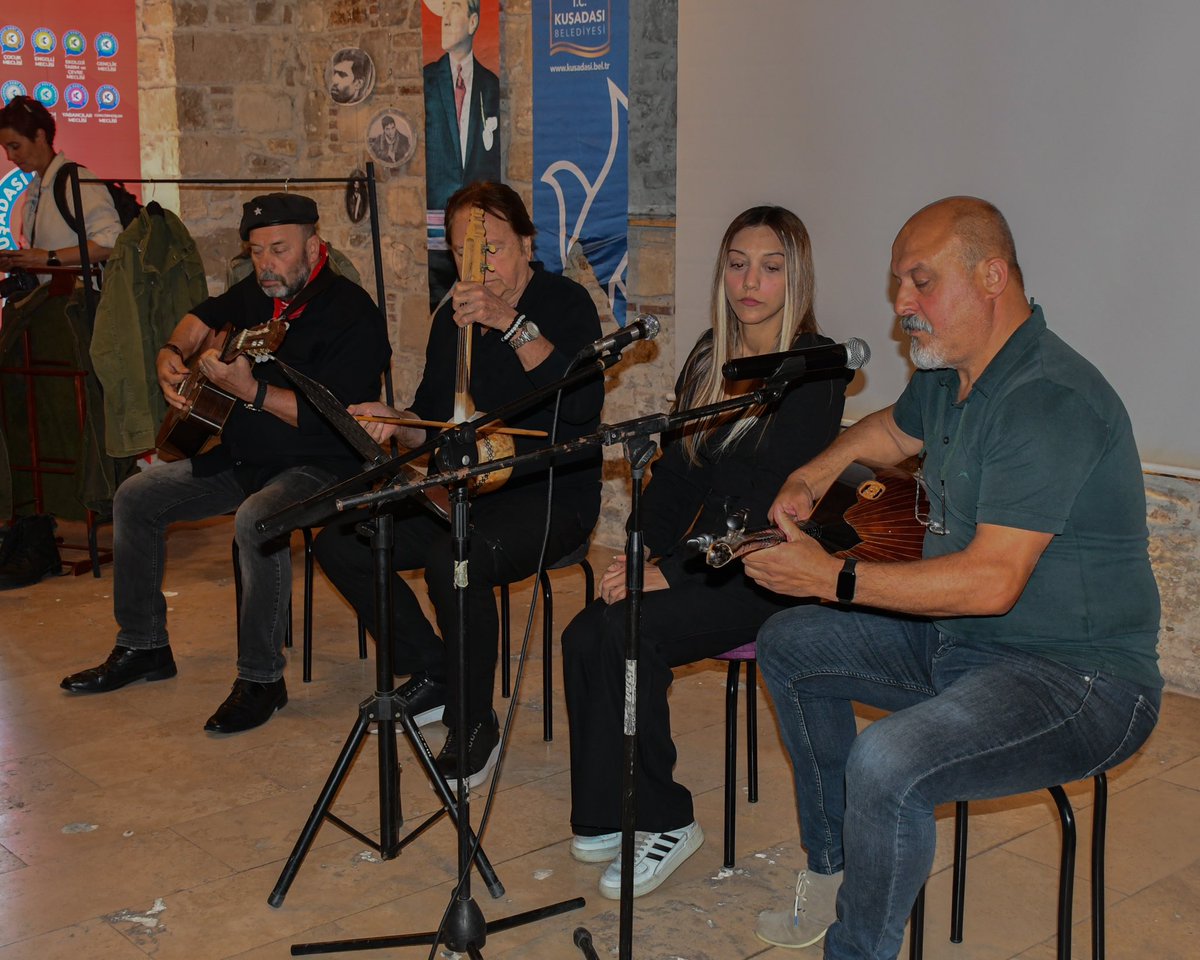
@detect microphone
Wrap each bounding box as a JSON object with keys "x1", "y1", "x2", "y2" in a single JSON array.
[
  {"x1": 576, "y1": 313, "x2": 661, "y2": 359},
  {"x1": 722, "y1": 337, "x2": 870, "y2": 381}
]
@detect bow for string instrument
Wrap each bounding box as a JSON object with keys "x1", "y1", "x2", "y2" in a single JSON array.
[{"x1": 453, "y1": 204, "x2": 515, "y2": 493}]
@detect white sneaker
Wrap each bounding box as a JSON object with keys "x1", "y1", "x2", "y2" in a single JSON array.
[
  {"x1": 598, "y1": 821, "x2": 704, "y2": 899},
  {"x1": 570, "y1": 831, "x2": 622, "y2": 863},
  {"x1": 754, "y1": 869, "x2": 841, "y2": 949}
]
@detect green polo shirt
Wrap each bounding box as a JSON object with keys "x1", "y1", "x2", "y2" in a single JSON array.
[{"x1": 892, "y1": 305, "x2": 1161, "y2": 688}]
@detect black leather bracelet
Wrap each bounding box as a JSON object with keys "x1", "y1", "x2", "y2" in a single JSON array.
[
  {"x1": 250, "y1": 379, "x2": 269, "y2": 411},
  {"x1": 500, "y1": 313, "x2": 526, "y2": 343},
  {"x1": 161, "y1": 343, "x2": 186, "y2": 362},
  {"x1": 836, "y1": 557, "x2": 858, "y2": 604}
]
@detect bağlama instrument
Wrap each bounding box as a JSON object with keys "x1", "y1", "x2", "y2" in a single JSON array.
[
  {"x1": 690, "y1": 465, "x2": 927, "y2": 568},
  {"x1": 452, "y1": 204, "x2": 515, "y2": 495}
]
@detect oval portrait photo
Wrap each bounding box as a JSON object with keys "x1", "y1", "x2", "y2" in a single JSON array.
[
  {"x1": 367, "y1": 109, "x2": 416, "y2": 167},
  {"x1": 326, "y1": 46, "x2": 376, "y2": 105}
]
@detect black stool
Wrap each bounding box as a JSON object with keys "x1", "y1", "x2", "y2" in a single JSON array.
[
  {"x1": 712, "y1": 642, "x2": 760, "y2": 868},
  {"x1": 909, "y1": 772, "x2": 1108, "y2": 960}
]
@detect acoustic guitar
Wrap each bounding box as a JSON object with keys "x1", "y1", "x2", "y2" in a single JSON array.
[
  {"x1": 156, "y1": 321, "x2": 288, "y2": 461},
  {"x1": 690, "y1": 464, "x2": 927, "y2": 568}
]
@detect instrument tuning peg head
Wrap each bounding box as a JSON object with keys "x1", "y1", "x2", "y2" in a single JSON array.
[{"x1": 726, "y1": 508, "x2": 749, "y2": 533}]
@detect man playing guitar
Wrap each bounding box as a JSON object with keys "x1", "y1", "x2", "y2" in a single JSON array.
[{"x1": 61, "y1": 193, "x2": 391, "y2": 734}]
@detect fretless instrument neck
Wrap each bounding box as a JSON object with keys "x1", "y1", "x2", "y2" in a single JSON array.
[{"x1": 453, "y1": 205, "x2": 490, "y2": 423}]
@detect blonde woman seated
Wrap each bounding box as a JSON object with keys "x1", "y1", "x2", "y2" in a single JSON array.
[{"x1": 562, "y1": 206, "x2": 848, "y2": 898}]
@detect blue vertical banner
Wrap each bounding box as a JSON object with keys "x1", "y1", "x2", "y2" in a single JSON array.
[{"x1": 532, "y1": 0, "x2": 629, "y2": 322}]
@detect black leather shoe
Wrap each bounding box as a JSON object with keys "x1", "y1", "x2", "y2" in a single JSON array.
[
  {"x1": 437, "y1": 710, "x2": 500, "y2": 790},
  {"x1": 61, "y1": 645, "x2": 177, "y2": 693},
  {"x1": 204, "y1": 678, "x2": 287, "y2": 733},
  {"x1": 397, "y1": 673, "x2": 447, "y2": 727}
]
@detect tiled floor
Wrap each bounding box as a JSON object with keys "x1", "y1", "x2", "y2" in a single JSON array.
[{"x1": 1, "y1": 516, "x2": 1197, "y2": 959}]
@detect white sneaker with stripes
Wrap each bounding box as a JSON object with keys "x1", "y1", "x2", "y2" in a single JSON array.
[{"x1": 597, "y1": 821, "x2": 704, "y2": 899}]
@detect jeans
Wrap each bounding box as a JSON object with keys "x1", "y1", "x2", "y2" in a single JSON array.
[
  {"x1": 757, "y1": 604, "x2": 1161, "y2": 960},
  {"x1": 112, "y1": 459, "x2": 337, "y2": 682}
]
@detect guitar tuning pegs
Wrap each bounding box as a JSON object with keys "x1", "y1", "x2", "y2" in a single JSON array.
[{"x1": 726, "y1": 508, "x2": 749, "y2": 533}]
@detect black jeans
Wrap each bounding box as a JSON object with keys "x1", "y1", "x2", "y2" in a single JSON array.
[
  {"x1": 314, "y1": 486, "x2": 592, "y2": 727},
  {"x1": 563, "y1": 574, "x2": 798, "y2": 835},
  {"x1": 111, "y1": 459, "x2": 337, "y2": 681}
]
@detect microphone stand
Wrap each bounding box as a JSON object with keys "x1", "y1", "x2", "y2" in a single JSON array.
[
  {"x1": 330, "y1": 373, "x2": 799, "y2": 960},
  {"x1": 261, "y1": 355, "x2": 621, "y2": 958}
]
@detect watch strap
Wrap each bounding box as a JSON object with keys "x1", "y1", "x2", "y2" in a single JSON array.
[
  {"x1": 249, "y1": 378, "x2": 269, "y2": 411},
  {"x1": 836, "y1": 556, "x2": 858, "y2": 604},
  {"x1": 508, "y1": 319, "x2": 541, "y2": 350}
]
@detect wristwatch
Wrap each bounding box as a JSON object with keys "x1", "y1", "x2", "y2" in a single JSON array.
[
  {"x1": 507, "y1": 318, "x2": 542, "y2": 350},
  {"x1": 46, "y1": 250, "x2": 61, "y2": 267},
  {"x1": 836, "y1": 557, "x2": 858, "y2": 604}
]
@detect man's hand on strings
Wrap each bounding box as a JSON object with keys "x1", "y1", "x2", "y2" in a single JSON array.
[
  {"x1": 157, "y1": 347, "x2": 192, "y2": 410},
  {"x1": 199, "y1": 351, "x2": 257, "y2": 403},
  {"x1": 450, "y1": 279, "x2": 518, "y2": 333}
]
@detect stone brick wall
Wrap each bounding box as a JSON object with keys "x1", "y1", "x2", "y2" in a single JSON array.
[
  {"x1": 136, "y1": 2, "x2": 680, "y2": 554},
  {"x1": 1147, "y1": 473, "x2": 1200, "y2": 693},
  {"x1": 135, "y1": 1, "x2": 1198, "y2": 693}
]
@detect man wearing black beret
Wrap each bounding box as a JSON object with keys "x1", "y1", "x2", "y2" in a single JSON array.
[{"x1": 60, "y1": 193, "x2": 391, "y2": 734}]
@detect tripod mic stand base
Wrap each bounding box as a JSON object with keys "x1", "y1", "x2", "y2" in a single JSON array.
[{"x1": 290, "y1": 896, "x2": 587, "y2": 956}]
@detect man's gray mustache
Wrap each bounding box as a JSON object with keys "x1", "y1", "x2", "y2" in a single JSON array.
[{"x1": 901, "y1": 315, "x2": 932, "y2": 334}]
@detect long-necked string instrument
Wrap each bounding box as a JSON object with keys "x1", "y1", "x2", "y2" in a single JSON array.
[
  {"x1": 689, "y1": 465, "x2": 927, "y2": 568},
  {"x1": 454, "y1": 205, "x2": 515, "y2": 493}
]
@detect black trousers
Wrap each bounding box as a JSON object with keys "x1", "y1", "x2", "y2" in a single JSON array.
[
  {"x1": 562, "y1": 574, "x2": 797, "y2": 835},
  {"x1": 314, "y1": 486, "x2": 591, "y2": 727}
]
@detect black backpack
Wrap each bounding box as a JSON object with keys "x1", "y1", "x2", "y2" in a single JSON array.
[{"x1": 52, "y1": 161, "x2": 143, "y2": 233}]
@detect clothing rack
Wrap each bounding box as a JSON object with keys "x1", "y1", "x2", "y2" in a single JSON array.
[{"x1": 13, "y1": 164, "x2": 393, "y2": 574}]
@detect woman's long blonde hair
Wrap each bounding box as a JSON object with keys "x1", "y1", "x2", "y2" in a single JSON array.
[{"x1": 675, "y1": 205, "x2": 819, "y2": 463}]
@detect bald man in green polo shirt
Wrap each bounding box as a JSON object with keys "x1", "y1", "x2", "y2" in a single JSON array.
[{"x1": 743, "y1": 196, "x2": 1161, "y2": 959}]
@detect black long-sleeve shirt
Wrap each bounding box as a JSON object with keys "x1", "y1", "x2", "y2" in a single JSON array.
[
  {"x1": 410, "y1": 266, "x2": 604, "y2": 510},
  {"x1": 644, "y1": 331, "x2": 847, "y2": 587}
]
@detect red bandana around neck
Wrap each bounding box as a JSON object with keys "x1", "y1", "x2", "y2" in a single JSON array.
[{"x1": 271, "y1": 242, "x2": 329, "y2": 320}]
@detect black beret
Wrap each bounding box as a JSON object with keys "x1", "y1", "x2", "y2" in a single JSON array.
[{"x1": 239, "y1": 193, "x2": 319, "y2": 240}]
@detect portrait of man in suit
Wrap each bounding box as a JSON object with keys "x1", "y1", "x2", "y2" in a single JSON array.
[{"x1": 423, "y1": 0, "x2": 502, "y2": 306}]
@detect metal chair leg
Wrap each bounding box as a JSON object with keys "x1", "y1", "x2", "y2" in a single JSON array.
[
  {"x1": 1048, "y1": 785, "x2": 1077, "y2": 960},
  {"x1": 746, "y1": 660, "x2": 759, "y2": 804},
  {"x1": 541, "y1": 571, "x2": 555, "y2": 742},
  {"x1": 302, "y1": 528, "x2": 314, "y2": 682},
  {"x1": 723, "y1": 659, "x2": 741, "y2": 868},
  {"x1": 499, "y1": 582, "x2": 512, "y2": 698},
  {"x1": 909, "y1": 883, "x2": 926, "y2": 960},
  {"x1": 951, "y1": 800, "x2": 968, "y2": 942},
  {"x1": 1092, "y1": 773, "x2": 1107, "y2": 960}
]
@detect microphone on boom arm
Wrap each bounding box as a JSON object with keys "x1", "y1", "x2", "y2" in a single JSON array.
[
  {"x1": 721, "y1": 337, "x2": 870, "y2": 382},
  {"x1": 575, "y1": 313, "x2": 661, "y2": 360}
]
